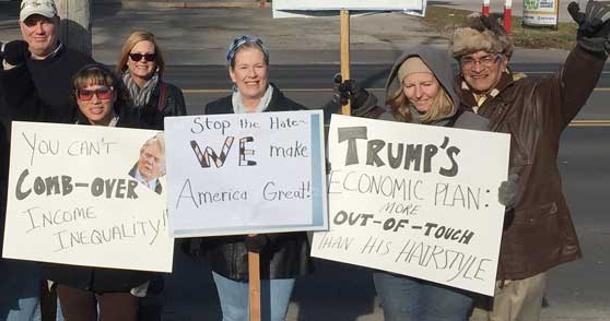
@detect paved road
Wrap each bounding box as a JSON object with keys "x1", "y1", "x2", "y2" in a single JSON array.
[
  {"x1": 158, "y1": 63, "x2": 610, "y2": 122},
  {"x1": 0, "y1": 2, "x2": 580, "y2": 65}
]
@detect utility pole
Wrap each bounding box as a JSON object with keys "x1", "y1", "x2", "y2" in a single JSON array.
[{"x1": 56, "y1": 0, "x2": 92, "y2": 56}]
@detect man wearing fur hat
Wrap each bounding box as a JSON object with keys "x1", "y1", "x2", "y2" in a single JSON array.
[{"x1": 450, "y1": 1, "x2": 610, "y2": 321}]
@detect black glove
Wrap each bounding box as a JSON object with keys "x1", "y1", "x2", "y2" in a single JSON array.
[
  {"x1": 333, "y1": 73, "x2": 351, "y2": 106},
  {"x1": 568, "y1": 1, "x2": 610, "y2": 54},
  {"x1": 244, "y1": 234, "x2": 268, "y2": 252},
  {"x1": 498, "y1": 173, "x2": 519, "y2": 209},
  {"x1": 333, "y1": 74, "x2": 378, "y2": 116},
  {"x1": 2, "y1": 40, "x2": 30, "y2": 66}
]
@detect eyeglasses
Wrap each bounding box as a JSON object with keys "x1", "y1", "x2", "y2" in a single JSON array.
[
  {"x1": 460, "y1": 54, "x2": 502, "y2": 70},
  {"x1": 129, "y1": 53, "x2": 156, "y2": 62},
  {"x1": 77, "y1": 86, "x2": 114, "y2": 101}
]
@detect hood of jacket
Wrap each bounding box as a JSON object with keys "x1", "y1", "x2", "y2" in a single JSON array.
[{"x1": 384, "y1": 46, "x2": 459, "y2": 124}]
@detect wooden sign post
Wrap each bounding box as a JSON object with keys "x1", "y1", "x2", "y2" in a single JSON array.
[
  {"x1": 249, "y1": 250, "x2": 261, "y2": 321},
  {"x1": 340, "y1": 9, "x2": 351, "y2": 116}
]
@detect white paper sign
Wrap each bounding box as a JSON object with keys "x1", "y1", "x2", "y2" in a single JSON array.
[
  {"x1": 273, "y1": 0, "x2": 427, "y2": 18},
  {"x1": 2, "y1": 122, "x2": 174, "y2": 272},
  {"x1": 311, "y1": 115, "x2": 510, "y2": 296},
  {"x1": 165, "y1": 110, "x2": 327, "y2": 238}
]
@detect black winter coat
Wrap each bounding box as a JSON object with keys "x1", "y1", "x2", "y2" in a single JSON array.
[
  {"x1": 127, "y1": 81, "x2": 187, "y2": 130},
  {"x1": 196, "y1": 85, "x2": 313, "y2": 281}
]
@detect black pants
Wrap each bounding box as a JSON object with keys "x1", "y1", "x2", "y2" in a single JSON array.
[{"x1": 56, "y1": 285, "x2": 138, "y2": 321}]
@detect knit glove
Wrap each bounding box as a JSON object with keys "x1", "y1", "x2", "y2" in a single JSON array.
[
  {"x1": 2, "y1": 40, "x2": 30, "y2": 66},
  {"x1": 245, "y1": 234, "x2": 269, "y2": 253},
  {"x1": 568, "y1": 1, "x2": 610, "y2": 54},
  {"x1": 498, "y1": 173, "x2": 520, "y2": 209}
]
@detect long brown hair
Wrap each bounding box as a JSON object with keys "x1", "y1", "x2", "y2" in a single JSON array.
[{"x1": 116, "y1": 31, "x2": 165, "y2": 78}]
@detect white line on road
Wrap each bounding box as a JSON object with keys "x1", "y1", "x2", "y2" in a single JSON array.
[{"x1": 183, "y1": 87, "x2": 610, "y2": 93}]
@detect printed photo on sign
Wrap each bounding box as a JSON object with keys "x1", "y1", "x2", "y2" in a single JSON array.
[
  {"x1": 128, "y1": 133, "x2": 166, "y2": 195},
  {"x1": 311, "y1": 114, "x2": 510, "y2": 296},
  {"x1": 2, "y1": 122, "x2": 174, "y2": 273}
]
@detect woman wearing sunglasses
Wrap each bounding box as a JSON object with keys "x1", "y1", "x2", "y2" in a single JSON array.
[
  {"x1": 1, "y1": 63, "x2": 159, "y2": 321},
  {"x1": 116, "y1": 30, "x2": 186, "y2": 129},
  {"x1": 186, "y1": 35, "x2": 312, "y2": 321}
]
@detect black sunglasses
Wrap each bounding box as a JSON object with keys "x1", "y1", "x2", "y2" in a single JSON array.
[{"x1": 129, "y1": 53, "x2": 156, "y2": 62}]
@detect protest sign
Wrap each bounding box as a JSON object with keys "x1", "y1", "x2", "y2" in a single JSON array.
[
  {"x1": 311, "y1": 115, "x2": 510, "y2": 296},
  {"x1": 165, "y1": 110, "x2": 327, "y2": 238},
  {"x1": 271, "y1": 1, "x2": 428, "y2": 113},
  {"x1": 273, "y1": 0, "x2": 427, "y2": 17},
  {"x1": 2, "y1": 122, "x2": 174, "y2": 272}
]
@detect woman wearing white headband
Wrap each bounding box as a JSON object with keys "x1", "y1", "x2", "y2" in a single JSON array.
[{"x1": 187, "y1": 35, "x2": 312, "y2": 321}]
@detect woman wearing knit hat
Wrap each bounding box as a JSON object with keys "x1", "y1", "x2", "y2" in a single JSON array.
[{"x1": 372, "y1": 46, "x2": 492, "y2": 321}]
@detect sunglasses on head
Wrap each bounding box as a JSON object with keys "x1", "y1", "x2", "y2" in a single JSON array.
[
  {"x1": 129, "y1": 53, "x2": 156, "y2": 62},
  {"x1": 77, "y1": 86, "x2": 114, "y2": 101}
]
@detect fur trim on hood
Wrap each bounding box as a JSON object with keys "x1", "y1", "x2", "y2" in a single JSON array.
[{"x1": 450, "y1": 13, "x2": 513, "y2": 59}]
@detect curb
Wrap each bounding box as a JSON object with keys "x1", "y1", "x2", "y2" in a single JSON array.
[{"x1": 119, "y1": 1, "x2": 270, "y2": 9}]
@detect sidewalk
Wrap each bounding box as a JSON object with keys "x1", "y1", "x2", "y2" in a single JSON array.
[{"x1": 0, "y1": 1, "x2": 573, "y2": 66}]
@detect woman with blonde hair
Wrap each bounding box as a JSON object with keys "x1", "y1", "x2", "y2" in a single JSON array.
[
  {"x1": 372, "y1": 46, "x2": 486, "y2": 321},
  {"x1": 342, "y1": 46, "x2": 517, "y2": 321},
  {"x1": 117, "y1": 30, "x2": 186, "y2": 128}
]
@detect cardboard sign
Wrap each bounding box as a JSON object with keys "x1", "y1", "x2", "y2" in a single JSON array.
[
  {"x1": 2, "y1": 122, "x2": 174, "y2": 272},
  {"x1": 311, "y1": 115, "x2": 510, "y2": 296},
  {"x1": 273, "y1": 0, "x2": 427, "y2": 18},
  {"x1": 165, "y1": 110, "x2": 327, "y2": 237}
]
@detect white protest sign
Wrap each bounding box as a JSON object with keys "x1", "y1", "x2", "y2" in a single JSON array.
[
  {"x1": 273, "y1": 0, "x2": 427, "y2": 18},
  {"x1": 312, "y1": 115, "x2": 510, "y2": 296},
  {"x1": 165, "y1": 110, "x2": 327, "y2": 238},
  {"x1": 273, "y1": 0, "x2": 426, "y2": 11},
  {"x1": 2, "y1": 122, "x2": 174, "y2": 272}
]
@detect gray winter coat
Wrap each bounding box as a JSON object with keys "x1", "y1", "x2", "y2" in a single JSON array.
[{"x1": 381, "y1": 46, "x2": 488, "y2": 130}]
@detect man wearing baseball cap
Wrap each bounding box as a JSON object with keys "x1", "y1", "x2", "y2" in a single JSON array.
[{"x1": 1, "y1": 1, "x2": 93, "y2": 320}]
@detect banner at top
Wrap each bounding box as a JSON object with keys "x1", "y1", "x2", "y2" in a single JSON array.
[{"x1": 273, "y1": 0, "x2": 427, "y2": 18}]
